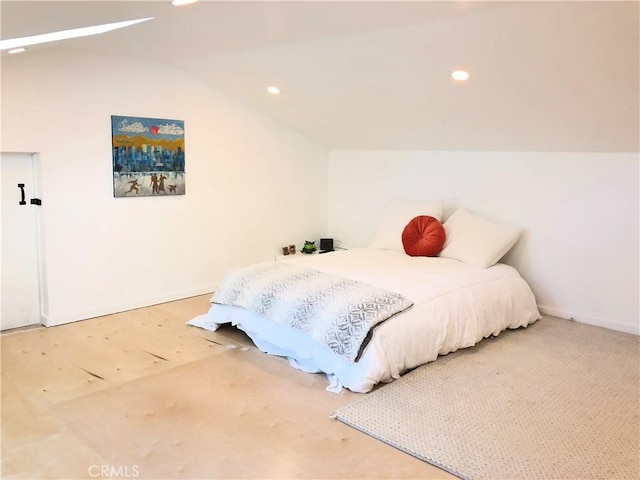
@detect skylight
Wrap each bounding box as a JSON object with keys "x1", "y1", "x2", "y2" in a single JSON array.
[{"x1": 0, "y1": 17, "x2": 154, "y2": 52}]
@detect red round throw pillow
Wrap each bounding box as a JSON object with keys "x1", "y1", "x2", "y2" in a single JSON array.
[{"x1": 402, "y1": 215, "x2": 446, "y2": 257}]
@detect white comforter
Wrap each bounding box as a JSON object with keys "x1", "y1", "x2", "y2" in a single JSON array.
[{"x1": 189, "y1": 249, "x2": 540, "y2": 393}]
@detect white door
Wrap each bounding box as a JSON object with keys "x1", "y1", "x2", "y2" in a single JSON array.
[{"x1": 1, "y1": 152, "x2": 41, "y2": 330}]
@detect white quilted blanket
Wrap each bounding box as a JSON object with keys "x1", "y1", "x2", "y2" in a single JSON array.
[{"x1": 212, "y1": 262, "x2": 413, "y2": 362}]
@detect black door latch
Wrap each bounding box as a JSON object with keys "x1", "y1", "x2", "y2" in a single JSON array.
[
  {"x1": 18, "y1": 183, "x2": 26, "y2": 205},
  {"x1": 17, "y1": 183, "x2": 42, "y2": 206}
]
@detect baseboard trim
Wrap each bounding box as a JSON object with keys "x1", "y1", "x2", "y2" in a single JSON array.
[
  {"x1": 538, "y1": 305, "x2": 639, "y2": 336},
  {"x1": 41, "y1": 284, "x2": 219, "y2": 327}
]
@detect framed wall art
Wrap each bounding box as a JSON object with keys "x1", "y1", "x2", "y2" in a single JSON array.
[{"x1": 111, "y1": 115, "x2": 185, "y2": 197}]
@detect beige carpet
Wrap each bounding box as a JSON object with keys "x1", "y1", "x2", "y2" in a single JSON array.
[{"x1": 333, "y1": 317, "x2": 640, "y2": 480}]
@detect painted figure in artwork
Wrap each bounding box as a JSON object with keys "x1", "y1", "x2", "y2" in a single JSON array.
[
  {"x1": 150, "y1": 173, "x2": 159, "y2": 194},
  {"x1": 126, "y1": 179, "x2": 140, "y2": 194},
  {"x1": 158, "y1": 174, "x2": 167, "y2": 194}
]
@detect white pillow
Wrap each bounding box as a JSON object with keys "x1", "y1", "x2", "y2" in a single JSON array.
[
  {"x1": 370, "y1": 200, "x2": 443, "y2": 251},
  {"x1": 439, "y1": 208, "x2": 522, "y2": 268}
]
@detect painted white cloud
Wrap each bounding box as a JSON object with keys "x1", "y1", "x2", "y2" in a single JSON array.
[
  {"x1": 158, "y1": 123, "x2": 184, "y2": 135},
  {"x1": 118, "y1": 119, "x2": 148, "y2": 133}
]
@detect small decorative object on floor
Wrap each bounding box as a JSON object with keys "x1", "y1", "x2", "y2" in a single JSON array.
[
  {"x1": 302, "y1": 241, "x2": 316, "y2": 254},
  {"x1": 320, "y1": 238, "x2": 334, "y2": 253},
  {"x1": 282, "y1": 246, "x2": 290, "y2": 255},
  {"x1": 289, "y1": 245, "x2": 296, "y2": 255}
]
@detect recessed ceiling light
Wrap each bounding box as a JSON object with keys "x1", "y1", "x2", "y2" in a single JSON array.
[
  {"x1": 452, "y1": 70, "x2": 470, "y2": 81},
  {"x1": 171, "y1": 0, "x2": 199, "y2": 6},
  {"x1": 267, "y1": 86, "x2": 280, "y2": 95},
  {"x1": 0, "y1": 17, "x2": 153, "y2": 51}
]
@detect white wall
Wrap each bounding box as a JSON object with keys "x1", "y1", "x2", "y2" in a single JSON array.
[
  {"x1": 328, "y1": 151, "x2": 639, "y2": 335},
  {"x1": 3, "y1": 49, "x2": 638, "y2": 336},
  {"x1": 1, "y1": 49, "x2": 328, "y2": 326}
]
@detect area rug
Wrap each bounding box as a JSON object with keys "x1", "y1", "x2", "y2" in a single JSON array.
[{"x1": 333, "y1": 317, "x2": 640, "y2": 480}]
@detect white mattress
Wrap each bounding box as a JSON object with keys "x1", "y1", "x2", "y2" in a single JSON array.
[{"x1": 189, "y1": 249, "x2": 541, "y2": 393}]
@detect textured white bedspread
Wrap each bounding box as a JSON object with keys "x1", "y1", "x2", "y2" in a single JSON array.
[{"x1": 189, "y1": 249, "x2": 541, "y2": 393}]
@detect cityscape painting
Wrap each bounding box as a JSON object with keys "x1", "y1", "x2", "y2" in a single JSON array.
[{"x1": 111, "y1": 115, "x2": 185, "y2": 197}]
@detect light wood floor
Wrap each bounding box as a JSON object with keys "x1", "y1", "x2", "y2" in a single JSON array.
[{"x1": 1, "y1": 294, "x2": 454, "y2": 479}]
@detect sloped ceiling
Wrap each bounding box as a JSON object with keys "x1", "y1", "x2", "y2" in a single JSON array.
[{"x1": 2, "y1": 0, "x2": 638, "y2": 151}]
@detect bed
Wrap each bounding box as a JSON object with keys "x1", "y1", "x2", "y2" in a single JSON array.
[{"x1": 188, "y1": 204, "x2": 541, "y2": 393}]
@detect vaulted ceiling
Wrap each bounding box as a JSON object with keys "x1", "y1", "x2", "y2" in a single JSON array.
[{"x1": 2, "y1": 1, "x2": 638, "y2": 151}]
